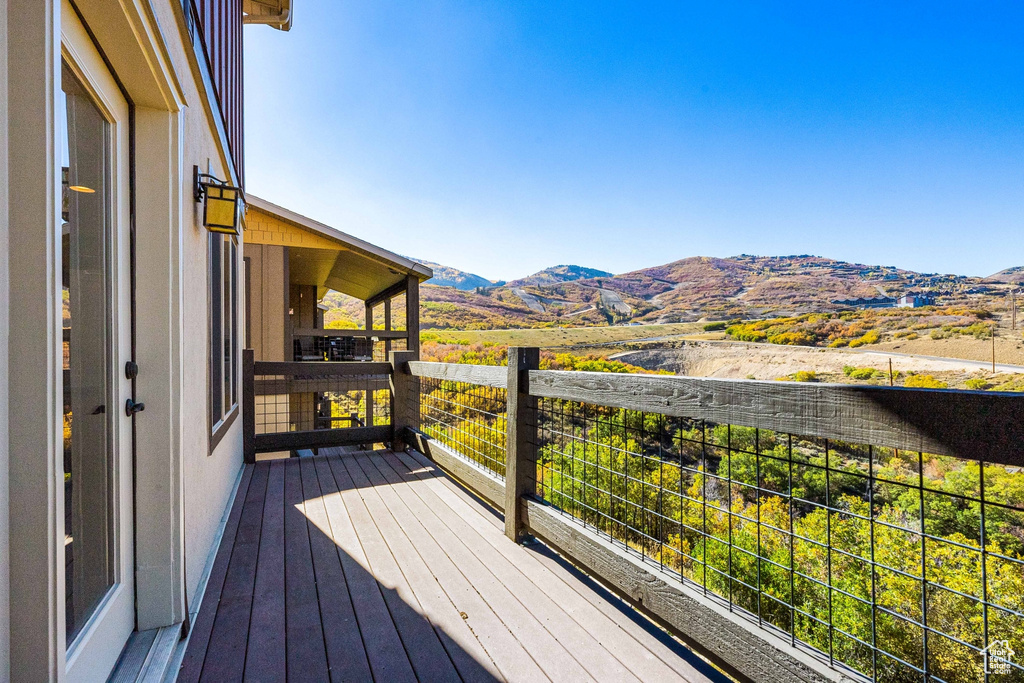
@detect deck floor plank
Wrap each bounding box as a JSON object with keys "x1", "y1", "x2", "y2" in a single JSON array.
[
  {"x1": 377, "y1": 452, "x2": 642, "y2": 683},
  {"x1": 282, "y1": 459, "x2": 330, "y2": 680},
  {"x1": 394, "y1": 449, "x2": 716, "y2": 683},
  {"x1": 366, "y1": 455, "x2": 595, "y2": 682},
  {"x1": 181, "y1": 450, "x2": 719, "y2": 683},
  {"x1": 177, "y1": 467, "x2": 253, "y2": 683},
  {"x1": 322, "y1": 454, "x2": 418, "y2": 683},
  {"x1": 338, "y1": 455, "x2": 462, "y2": 683},
  {"x1": 346, "y1": 453, "x2": 507, "y2": 683},
  {"x1": 347, "y1": 455, "x2": 547, "y2": 682},
  {"x1": 300, "y1": 456, "x2": 372, "y2": 682},
  {"x1": 244, "y1": 460, "x2": 287, "y2": 682},
  {"x1": 200, "y1": 464, "x2": 269, "y2": 682}
]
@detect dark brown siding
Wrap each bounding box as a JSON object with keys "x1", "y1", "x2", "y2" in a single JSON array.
[{"x1": 187, "y1": 0, "x2": 245, "y2": 183}]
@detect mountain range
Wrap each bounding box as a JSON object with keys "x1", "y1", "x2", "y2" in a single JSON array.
[
  {"x1": 323, "y1": 255, "x2": 1019, "y2": 330},
  {"x1": 421, "y1": 255, "x2": 1020, "y2": 328}
]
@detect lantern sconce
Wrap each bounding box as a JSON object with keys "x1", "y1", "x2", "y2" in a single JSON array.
[{"x1": 194, "y1": 165, "x2": 242, "y2": 235}]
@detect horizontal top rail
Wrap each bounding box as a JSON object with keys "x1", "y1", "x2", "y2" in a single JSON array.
[
  {"x1": 254, "y1": 361, "x2": 392, "y2": 377},
  {"x1": 291, "y1": 328, "x2": 408, "y2": 340},
  {"x1": 407, "y1": 361, "x2": 507, "y2": 388},
  {"x1": 529, "y1": 369, "x2": 1024, "y2": 465}
]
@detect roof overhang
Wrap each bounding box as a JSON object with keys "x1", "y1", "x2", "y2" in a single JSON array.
[
  {"x1": 243, "y1": 0, "x2": 293, "y2": 31},
  {"x1": 245, "y1": 195, "x2": 433, "y2": 303}
]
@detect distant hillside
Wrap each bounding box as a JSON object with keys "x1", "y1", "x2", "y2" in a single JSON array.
[
  {"x1": 321, "y1": 254, "x2": 1015, "y2": 331},
  {"x1": 417, "y1": 254, "x2": 1009, "y2": 329},
  {"x1": 988, "y1": 266, "x2": 1024, "y2": 284},
  {"x1": 412, "y1": 259, "x2": 503, "y2": 290},
  {"x1": 508, "y1": 265, "x2": 612, "y2": 287}
]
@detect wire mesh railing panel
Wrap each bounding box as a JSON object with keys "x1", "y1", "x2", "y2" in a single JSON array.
[
  {"x1": 533, "y1": 397, "x2": 1024, "y2": 682},
  {"x1": 420, "y1": 376, "x2": 507, "y2": 478},
  {"x1": 373, "y1": 337, "x2": 407, "y2": 362},
  {"x1": 253, "y1": 369, "x2": 390, "y2": 436}
]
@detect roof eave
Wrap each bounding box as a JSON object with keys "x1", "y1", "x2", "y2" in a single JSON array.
[{"x1": 246, "y1": 195, "x2": 432, "y2": 282}]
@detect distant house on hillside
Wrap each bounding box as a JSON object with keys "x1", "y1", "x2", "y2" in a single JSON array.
[
  {"x1": 896, "y1": 293, "x2": 935, "y2": 308},
  {"x1": 831, "y1": 296, "x2": 896, "y2": 309}
]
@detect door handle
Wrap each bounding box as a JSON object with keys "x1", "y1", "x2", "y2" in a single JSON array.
[{"x1": 125, "y1": 398, "x2": 145, "y2": 417}]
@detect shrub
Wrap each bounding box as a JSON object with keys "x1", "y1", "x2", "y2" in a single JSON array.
[
  {"x1": 844, "y1": 365, "x2": 881, "y2": 380},
  {"x1": 792, "y1": 370, "x2": 817, "y2": 382},
  {"x1": 963, "y1": 322, "x2": 992, "y2": 339},
  {"x1": 703, "y1": 321, "x2": 727, "y2": 331},
  {"x1": 930, "y1": 329, "x2": 948, "y2": 340},
  {"x1": 828, "y1": 338, "x2": 849, "y2": 348},
  {"x1": 767, "y1": 331, "x2": 816, "y2": 346},
  {"x1": 964, "y1": 378, "x2": 989, "y2": 390},
  {"x1": 904, "y1": 374, "x2": 948, "y2": 389},
  {"x1": 848, "y1": 330, "x2": 881, "y2": 348}
]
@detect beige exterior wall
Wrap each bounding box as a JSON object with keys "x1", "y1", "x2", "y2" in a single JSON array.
[
  {"x1": 0, "y1": 1, "x2": 9, "y2": 678},
  {"x1": 3, "y1": 0, "x2": 251, "y2": 678},
  {"x1": 244, "y1": 242, "x2": 289, "y2": 362}
]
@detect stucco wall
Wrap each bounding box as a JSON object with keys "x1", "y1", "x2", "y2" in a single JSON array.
[
  {"x1": 0, "y1": 0, "x2": 11, "y2": 678},
  {"x1": 146, "y1": 0, "x2": 247, "y2": 608}
]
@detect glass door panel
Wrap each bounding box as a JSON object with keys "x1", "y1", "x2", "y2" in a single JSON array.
[{"x1": 60, "y1": 61, "x2": 115, "y2": 647}]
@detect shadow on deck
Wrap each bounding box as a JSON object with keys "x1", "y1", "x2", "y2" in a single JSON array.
[{"x1": 178, "y1": 449, "x2": 727, "y2": 682}]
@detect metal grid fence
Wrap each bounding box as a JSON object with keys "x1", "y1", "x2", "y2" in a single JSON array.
[
  {"x1": 419, "y1": 376, "x2": 507, "y2": 478},
  {"x1": 373, "y1": 337, "x2": 407, "y2": 362},
  {"x1": 253, "y1": 372, "x2": 390, "y2": 435},
  {"x1": 533, "y1": 398, "x2": 1024, "y2": 682}
]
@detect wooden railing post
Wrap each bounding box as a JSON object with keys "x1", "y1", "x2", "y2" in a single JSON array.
[
  {"x1": 505, "y1": 347, "x2": 539, "y2": 542},
  {"x1": 242, "y1": 349, "x2": 255, "y2": 464},
  {"x1": 390, "y1": 350, "x2": 419, "y2": 452},
  {"x1": 365, "y1": 301, "x2": 375, "y2": 428}
]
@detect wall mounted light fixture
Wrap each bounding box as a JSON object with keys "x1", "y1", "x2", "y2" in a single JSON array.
[{"x1": 194, "y1": 165, "x2": 242, "y2": 235}]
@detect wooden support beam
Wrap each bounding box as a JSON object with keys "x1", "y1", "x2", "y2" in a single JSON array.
[
  {"x1": 406, "y1": 361, "x2": 507, "y2": 388},
  {"x1": 390, "y1": 350, "x2": 419, "y2": 452},
  {"x1": 405, "y1": 275, "x2": 420, "y2": 357},
  {"x1": 364, "y1": 280, "x2": 408, "y2": 307},
  {"x1": 505, "y1": 347, "x2": 539, "y2": 542},
  {"x1": 243, "y1": 349, "x2": 256, "y2": 464},
  {"x1": 253, "y1": 361, "x2": 392, "y2": 377},
  {"x1": 291, "y1": 328, "x2": 408, "y2": 340},
  {"x1": 384, "y1": 298, "x2": 392, "y2": 358},
  {"x1": 254, "y1": 425, "x2": 390, "y2": 454},
  {"x1": 365, "y1": 301, "x2": 375, "y2": 427}
]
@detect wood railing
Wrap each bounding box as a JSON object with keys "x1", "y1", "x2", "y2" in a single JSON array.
[
  {"x1": 242, "y1": 349, "x2": 394, "y2": 462},
  {"x1": 401, "y1": 350, "x2": 1024, "y2": 683}
]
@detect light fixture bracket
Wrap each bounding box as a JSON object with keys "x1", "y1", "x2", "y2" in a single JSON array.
[{"x1": 193, "y1": 165, "x2": 243, "y2": 235}]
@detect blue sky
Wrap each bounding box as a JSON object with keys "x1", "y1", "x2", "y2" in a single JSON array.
[{"x1": 244, "y1": 1, "x2": 1023, "y2": 281}]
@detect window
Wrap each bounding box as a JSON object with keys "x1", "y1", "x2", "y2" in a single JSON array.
[{"x1": 210, "y1": 232, "x2": 238, "y2": 443}]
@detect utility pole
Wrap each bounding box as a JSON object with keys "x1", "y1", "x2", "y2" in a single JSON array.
[
  {"x1": 1012, "y1": 288, "x2": 1017, "y2": 330},
  {"x1": 888, "y1": 358, "x2": 894, "y2": 386},
  {"x1": 992, "y1": 324, "x2": 997, "y2": 373}
]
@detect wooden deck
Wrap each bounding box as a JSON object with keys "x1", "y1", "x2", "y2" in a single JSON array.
[{"x1": 178, "y1": 449, "x2": 725, "y2": 682}]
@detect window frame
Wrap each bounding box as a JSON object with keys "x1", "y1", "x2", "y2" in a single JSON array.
[{"x1": 208, "y1": 231, "x2": 239, "y2": 452}]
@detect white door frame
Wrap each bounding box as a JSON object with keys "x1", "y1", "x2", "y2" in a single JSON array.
[
  {"x1": 60, "y1": 8, "x2": 135, "y2": 680},
  {"x1": 7, "y1": 0, "x2": 188, "y2": 679}
]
